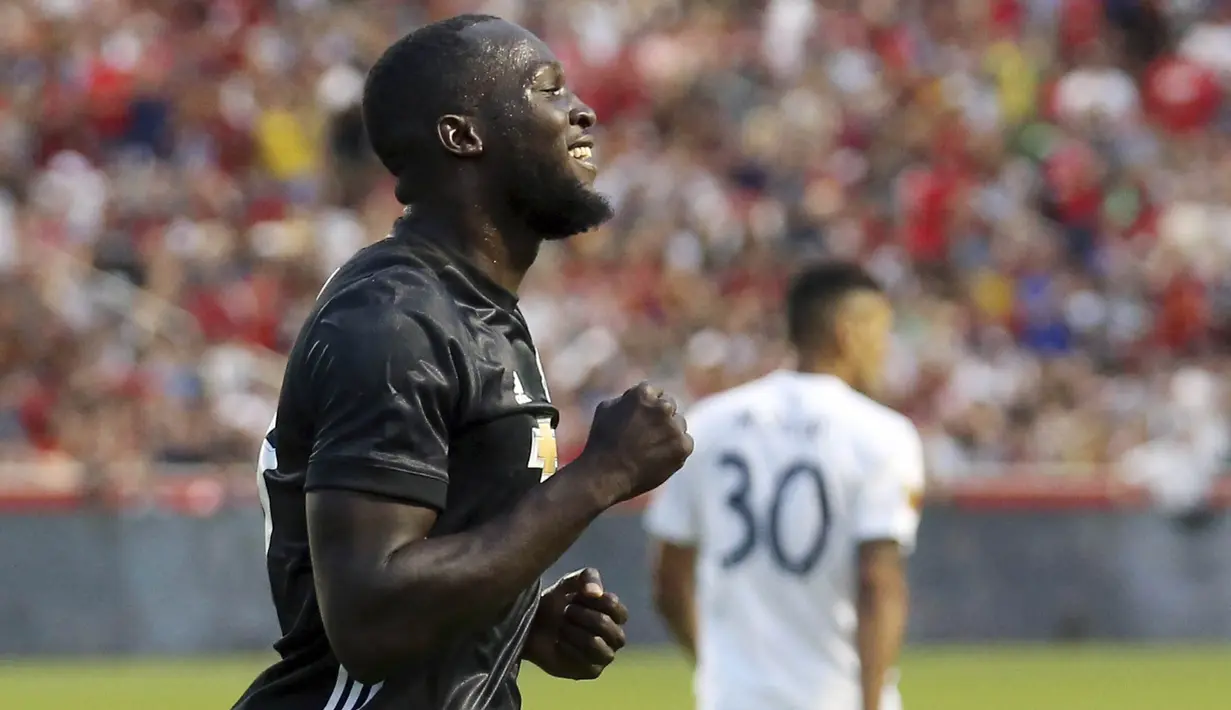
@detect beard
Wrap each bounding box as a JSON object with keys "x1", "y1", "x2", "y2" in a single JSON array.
[{"x1": 501, "y1": 140, "x2": 614, "y2": 240}]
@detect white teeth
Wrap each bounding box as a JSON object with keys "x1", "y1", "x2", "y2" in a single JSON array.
[{"x1": 569, "y1": 146, "x2": 593, "y2": 161}]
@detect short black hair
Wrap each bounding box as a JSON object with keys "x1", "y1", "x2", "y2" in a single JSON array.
[
  {"x1": 362, "y1": 14, "x2": 502, "y2": 204},
  {"x1": 786, "y1": 261, "x2": 883, "y2": 350}
]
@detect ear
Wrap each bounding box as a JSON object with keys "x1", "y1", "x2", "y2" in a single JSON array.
[
  {"x1": 832, "y1": 310, "x2": 858, "y2": 356},
  {"x1": 437, "y1": 115, "x2": 483, "y2": 157}
]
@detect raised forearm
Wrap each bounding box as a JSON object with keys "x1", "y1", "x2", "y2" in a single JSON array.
[{"x1": 342, "y1": 461, "x2": 618, "y2": 678}]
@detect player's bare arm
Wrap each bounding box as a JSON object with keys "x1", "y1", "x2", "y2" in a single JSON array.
[
  {"x1": 310, "y1": 383, "x2": 692, "y2": 684},
  {"x1": 650, "y1": 540, "x2": 697, "y2": 661},
  {"x1": 856, "y1": 539, "x2": 909, "y2": 710}
]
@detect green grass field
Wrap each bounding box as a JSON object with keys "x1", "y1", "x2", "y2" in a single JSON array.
[{"x1": 2, "y1": 646, "x2": 1227, "y2": 709}]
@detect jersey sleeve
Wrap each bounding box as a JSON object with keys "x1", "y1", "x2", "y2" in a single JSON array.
[
  {"x1": 642, "y1": 407, "x2": 711, "y2": 545},
  {"x1": 643, "y1": 465, "x2": 700, "y2": 544},
  {"x1": 302, "y1": 294, "x2": 459, "y2": 511},
  {"x1": 852, "y1": 420, "x2": 926, "y2": 552}
]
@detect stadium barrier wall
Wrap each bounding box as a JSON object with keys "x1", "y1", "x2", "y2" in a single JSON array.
[{"x1": 2, "y1": 476, "x2": 1230, "y2": 655}]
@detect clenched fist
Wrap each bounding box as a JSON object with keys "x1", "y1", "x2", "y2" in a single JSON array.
[{"x1": 575, "y1": 383, "x2": 694, "y2": 503}]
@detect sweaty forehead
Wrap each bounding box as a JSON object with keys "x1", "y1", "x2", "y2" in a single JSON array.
[{"x1": 459, "y1": 20, "x2": 557, "y2": 82}]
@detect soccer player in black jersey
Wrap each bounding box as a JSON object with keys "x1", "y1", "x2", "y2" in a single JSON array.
[{"x1": 233, "y1": 14, "x2": 694, "y2": 710}]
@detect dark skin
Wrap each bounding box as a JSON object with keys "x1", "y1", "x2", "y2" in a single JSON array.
[
  {"x1": 403, "y1": 22, "x2": 602, "y2": 293},
  {"x1": 308, "y1": 20, "x2": 693, "y2": 685},
  {"x1": 313, "y1": 386, "x2": 689, "y2": 683},
  {"x1": 525, "y1": 568, "x2": 630, "y2": 679}
]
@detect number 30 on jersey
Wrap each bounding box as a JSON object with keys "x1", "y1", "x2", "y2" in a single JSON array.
[{"x1": 721, "y1": 453, "x2": 831, "y2": 576}]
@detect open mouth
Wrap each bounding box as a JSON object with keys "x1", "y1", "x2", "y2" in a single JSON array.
[{"x1": 568, "y1": 140, "x2": 595, "y2": 170}]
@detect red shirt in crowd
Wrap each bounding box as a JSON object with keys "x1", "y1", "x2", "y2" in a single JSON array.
[
  {"x1": 990, "y1": 0, "x2": 1023, "y2": 37},
  {"x1": 1143, "y1": 55, "x2": 1223, "y2": 134},
  {"x1": 1157, "y1": 271, "x2": 1209, "y2": 351},
  {"x1": 1044, "y1": 140, "x2": 1102, "y2": 226},
  {"x1": 1060, "y1": 0, "x2": 1104, "y2": 50},
  {"x1": 85, "y1": 60, "x2": 133, "y2": 140},
  {"x1": 187, "y1": 271, "x2": 285, "y2": 349},
  {"x1": 19, "y1": 385, "x2": 58, "y2": 452},
  {"x1": 897, "y1": 164, "x2": 966, "y2": 262},
  {"x1": 870, "y1": 24, "x2": 914, "y2": 75}
]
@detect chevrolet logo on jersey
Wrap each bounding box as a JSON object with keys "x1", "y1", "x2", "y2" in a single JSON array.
[
  {"x1": 529, "y1": 417, "x2": 558, "y2": 481},
  {"x1": 513, "y1": 372, "x2": 557, "y2": 480}
]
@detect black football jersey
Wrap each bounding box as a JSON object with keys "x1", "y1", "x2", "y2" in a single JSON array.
[{"x1": 234, "y1": 221, "x2": 559, "y2": 710}]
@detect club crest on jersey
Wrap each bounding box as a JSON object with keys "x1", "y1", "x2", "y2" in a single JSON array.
[{"x1": 907, "y1": 485, "x2": 924, "y2": 513}]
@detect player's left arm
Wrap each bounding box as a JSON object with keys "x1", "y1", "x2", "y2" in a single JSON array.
[
  {"x1": 649, "y1": 538, "x2": 697, "y2": 661},
  {"x1": 854, "y1": 422, "x2": 925, "y2": 710},
  {"x1": 644, "y1": 410, "x2": 706, "y2": 662}
]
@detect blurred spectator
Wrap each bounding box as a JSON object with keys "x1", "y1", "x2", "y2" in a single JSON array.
[
  {"x1": 1055, "y1": 38, "x2": 1140, "y2": 125},
  {"x1": 0, "y1": 0, "x2": 1229, "y2": 492}
]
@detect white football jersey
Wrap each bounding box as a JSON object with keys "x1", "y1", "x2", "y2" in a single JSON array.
[{"x1": 644, "y1": 370, "x2": 925, "y2": 710}]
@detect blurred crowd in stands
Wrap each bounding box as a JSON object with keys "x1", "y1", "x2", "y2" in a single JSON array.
[{"x1": 1, "y1": 0, "x2": 1230, "y2": 499}]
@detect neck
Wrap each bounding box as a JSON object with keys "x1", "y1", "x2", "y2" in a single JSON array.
[
  {"x1": 402, "y1": 186, "x2": 541, "y2": 295},
  {"x1": 795, "y1": 353, "x2": 855, "y2": 388}
]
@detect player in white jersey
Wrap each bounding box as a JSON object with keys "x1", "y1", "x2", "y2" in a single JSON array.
[{"x1": 644, "y1": 261, "x2": 924, "y2": 710}]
